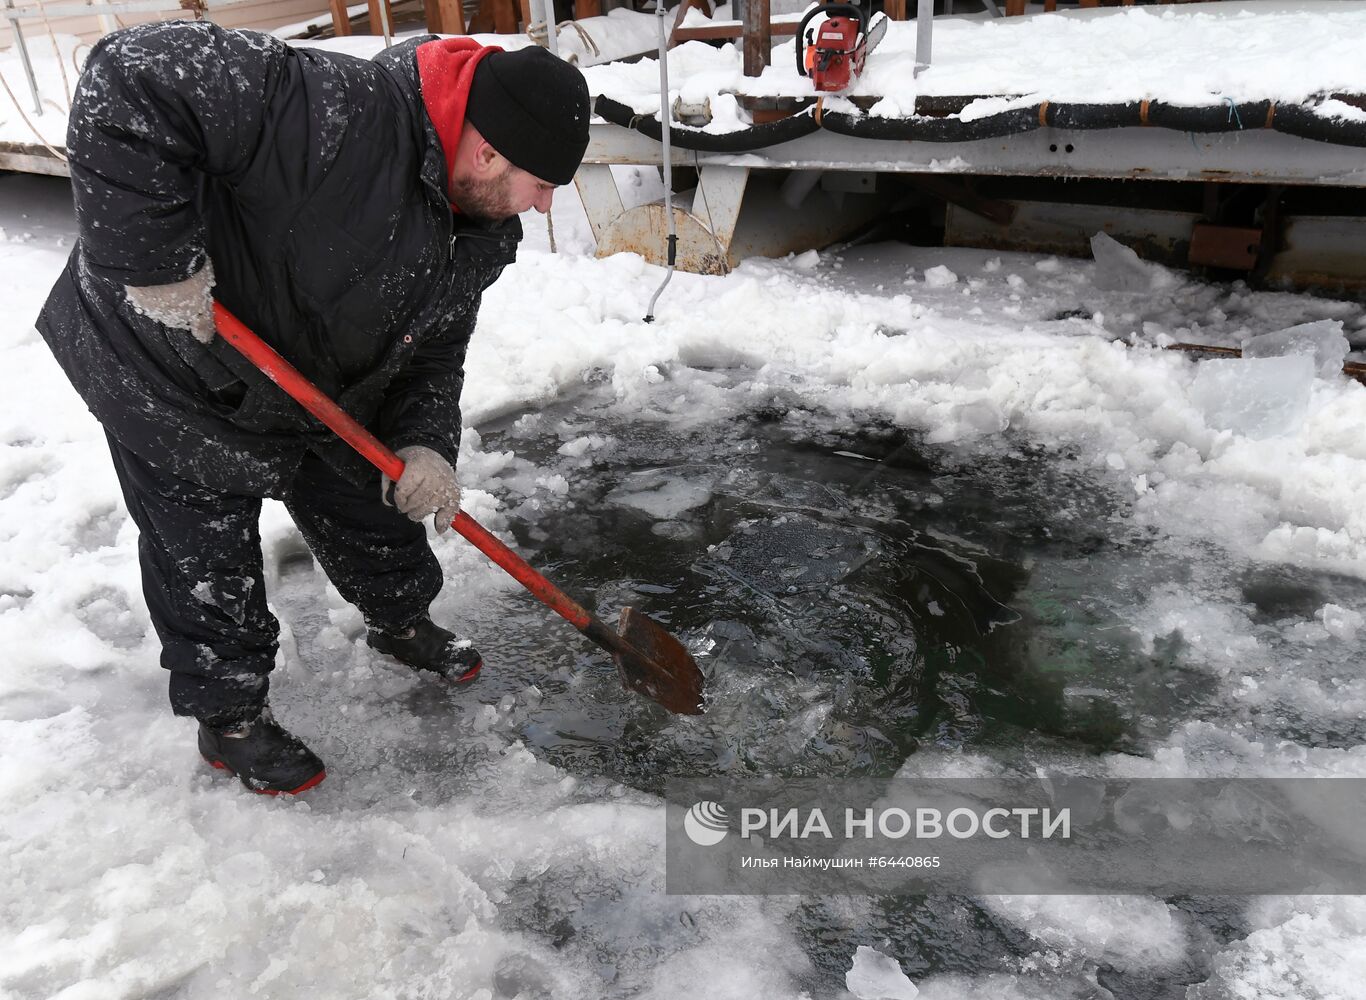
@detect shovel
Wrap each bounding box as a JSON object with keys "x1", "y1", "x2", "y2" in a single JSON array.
[{"x1": 212, "y1": 303, "x2": 706, "y2": 715}]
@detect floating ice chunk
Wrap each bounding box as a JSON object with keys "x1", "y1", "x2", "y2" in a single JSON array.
[
  {"x1": 1241, "y1": 319, "x2": 1349, "y2": 379},
  {"x1": 652, "y1": 519, "x2": 698, "y2": 540},
  {"x1": 1319, "y1": 603, "x2": 1364, "y2": 641},
  {"x1": 925, "y1": 401, "x2": 1007, "y2": 445},
  {"x1": 557, "y1": 434, "x2": 609, "y2": 458},
  {"x1": 984, "y1": 894, "x2": 1185, "y2": 970},
  {"x1": 1189, "y1": 355, "x2": 1314, "y2": 440},
  {"x1": 607, "y1": 473, "x2": 713, "y2": 520},
  {"x1": 922, "y1": 265, "x2": 958, "y2": 287},
  {"x1": 846, "y1": 946, "x2": 918, "y2": 1000},
  {"x1": 534, "y1": 474, "x2": 570, "y2": 496},
  {"x1": 1037, "y1": 772, "x2": 1109, "y2": 827},
  {"x1": 1090, "y1": 232, "x2": 1175, "y2": 292},
  {"x1": 558, "y1": 436, "x2": 592, "y2": 458}
]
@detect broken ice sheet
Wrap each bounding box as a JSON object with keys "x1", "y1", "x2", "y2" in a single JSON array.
[
  {"x1": 925, "y1": 400, "x2": 1008, "y2": 445},
  {"x1": 1241, "y1": 319, "x2": 1349, "y2": 379},
  {"x1": 604, "y1": 468, "x2": 714, "y2": 520},
  {"x1": 1090, "y1": 232, "x2": 1177, "y2": 293},
  {"x1": 695, "y1": 514, "x2": 875, "y2": 598},
  {"x1": 1189, "y1": 354, "x2": 1314, "y2": 440},
  {"x1": 846, "y1": 945, "x2": 918, "y2": 1000}
]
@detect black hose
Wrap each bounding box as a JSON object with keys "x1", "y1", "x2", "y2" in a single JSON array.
[
  {"x1": 1042, "y1": 102, "x2": 1143, "y2": 131},
  {"x1": 595, "y1": 93, "x2": 1366, "y2": 151},
  {"x1": 594, "y1": 95, "x2": 819, "y2": 152},
  {"x1": 818, "y1": 107, "x2": 1041, "y2": 141},
  {"x1": 1145, "y1": 100, "x2": 1271, "y2": 133},
  {"x1": 1271, "y1": 103, "x2": 1366, "y2": 148}
]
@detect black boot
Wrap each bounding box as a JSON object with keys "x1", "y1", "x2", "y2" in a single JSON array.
[
  {"x1": 198, "y1": 708, "x2": 326, "y2": 795},
  {"x1": 367, "y1": 617, "x2": 483, "y2": 683}
]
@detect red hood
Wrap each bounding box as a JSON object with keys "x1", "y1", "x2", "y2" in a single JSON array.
[{"x1": 416, "y1": 38, "x2": 502, "y2": 199}]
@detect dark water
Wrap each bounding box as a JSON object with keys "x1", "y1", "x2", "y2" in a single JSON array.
[
  {"x1": 470, "y1": 386, "x2": 1193, "y2": 789},
  {"x1": 424, "y1": 382, "x2": 1366, "y2": 998}
]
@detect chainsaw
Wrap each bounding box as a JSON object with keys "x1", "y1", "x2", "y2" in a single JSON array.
[{"x1": 795, "y1": 2, "x2": 889, "y2": 94}]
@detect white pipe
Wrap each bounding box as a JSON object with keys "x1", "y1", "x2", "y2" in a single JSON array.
[
  {"x1": 539, "y1": 0, "x2": 559, "y2": 57},
  {"x1": 4, "y1": 2, "x2": 43, "y2": 116},
  {"x1": 376, "y1": 0, "x2": 393, "y2": 49},
  {"x1": 643, "y1": 0, "x2": 677, "y2": 323},
  {"x1": 915, "y1": 0, "x2": 932, "y2": 77}
]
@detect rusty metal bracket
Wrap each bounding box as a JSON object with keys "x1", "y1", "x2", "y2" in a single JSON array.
[{"x1": 1188, "y1": 223, "x2": 1262, "y2": 270}]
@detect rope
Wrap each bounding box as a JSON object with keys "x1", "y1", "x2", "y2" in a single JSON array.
[
  {"x1": 72, "y1": 42, "x2": 91, "y2": 79},
  {"x1": 32, "y1": 0, "x2": 73, "y2": 106},
  {"x1": 528, "y1": 19, "x2": 599, "y2": 62},
  {"x1": 1223, "y1": 96, "x2": 1243, "y2": 130},
  {"x1": 693, "y1": 149, "x2": 717, "y2": 240},
  {"x1": 0, "y1": 63, "x2": 68, "y2": 162}
]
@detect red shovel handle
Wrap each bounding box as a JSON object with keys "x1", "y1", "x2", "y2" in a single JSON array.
[{"x1": 212, "y1": 303, "x2": 596, "y2": 633}]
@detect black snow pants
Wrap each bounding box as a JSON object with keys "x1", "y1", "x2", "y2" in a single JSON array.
[{"x1": 107, "y1": 434, "x2": 443, "y2": 726}]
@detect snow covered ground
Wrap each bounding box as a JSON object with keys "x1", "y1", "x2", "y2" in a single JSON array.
[{"x1": 3, "y1": 151, "x2": 1366, "y2": 996}]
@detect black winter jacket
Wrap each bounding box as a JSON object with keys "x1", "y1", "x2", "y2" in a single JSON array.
[{"x1": 37, "y1": 22, "x2": 520, "y2": 496}]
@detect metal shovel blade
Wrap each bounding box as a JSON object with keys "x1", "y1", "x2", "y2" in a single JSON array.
[{"x1": 614, "y1": 607, "x2": 705, "y2": 715}]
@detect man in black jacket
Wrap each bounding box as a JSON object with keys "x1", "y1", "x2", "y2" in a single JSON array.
[{"x1": 36, "y1": 23, "x2": 591, "y2": 794}]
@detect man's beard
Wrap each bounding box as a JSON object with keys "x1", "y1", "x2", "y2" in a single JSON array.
[{"x1": 449, "y1": 167, "x2": 518, "y2": 225}]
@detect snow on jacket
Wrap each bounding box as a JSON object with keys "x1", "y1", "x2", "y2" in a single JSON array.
[{"x1": 36, "y1": 21, "x2": 520, "y2": 496}]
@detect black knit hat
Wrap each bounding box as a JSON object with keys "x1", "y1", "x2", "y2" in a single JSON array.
[{"x1": 465, "y1": 48, "x2": 591, "y2": 186}]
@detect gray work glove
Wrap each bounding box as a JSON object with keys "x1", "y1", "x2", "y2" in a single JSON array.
[
  {"x1": 124, "y1": 258, "x2": 216, "y2": 345},
  {"x1": 383, "y1": 445, "x2": 462, "y2": 533}
]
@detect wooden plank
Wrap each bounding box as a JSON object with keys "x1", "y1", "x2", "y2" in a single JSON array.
[
  {"x1": 366, "y1": 0, "x2": 391, "y2": 34},
  {"x1": 470, "y1": 0, "x2": 518, "y2": 31},
  {"x1": 424, "y1": 0, "x2": 465, "y2": 33},
  {"x1": 576, "y1": 0, "x2": 602, "y2": 18},
  {"x1": 674, "y1": 20, "x2": 799, "y2": 42},
  {"x1": 885, "y1": 0, "x2": 907, "y2": 20},
  {"x1": 0, "y1": 145, "x2": 70, "y2": 178},
  {"x1": 741, "y1": 0, "x2": 770, "y2": 77},
  {"x1": 668, "y1": 0, "x2": 707, "y2": 47},
  {"x1": 330, "y1": 0, "x2": 353, "y2": 35},
  {"x1": 492, "y1": 0, "x2": 519, "y2": 32}
]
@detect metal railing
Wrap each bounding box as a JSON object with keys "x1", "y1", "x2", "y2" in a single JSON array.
[{"x1": 1, "y1": 0, "x2": 264, "y2": 115}]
